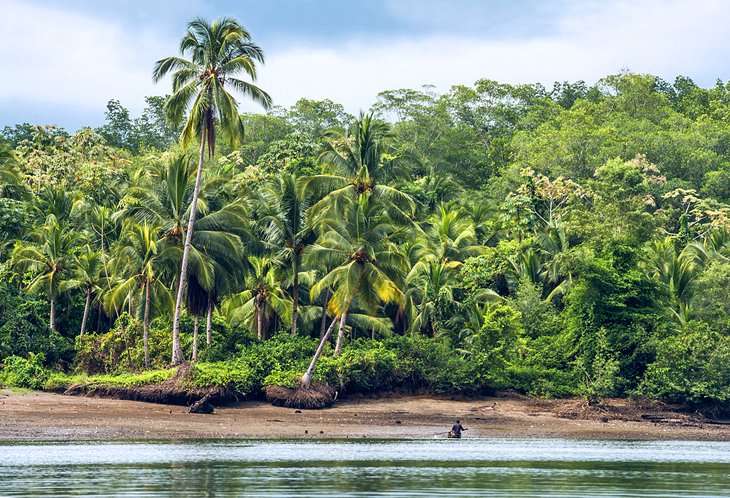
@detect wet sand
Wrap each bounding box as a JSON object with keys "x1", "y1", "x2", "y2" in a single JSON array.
[{"x1": 1, "y1": 390, "x2": 728, "y2": 441}]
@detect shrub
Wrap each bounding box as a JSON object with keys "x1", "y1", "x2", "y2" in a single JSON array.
[
  {"x1": 640, "y1": 321, "x2": 730, "y2": 410},
  {"x1": 263, "y1": 369, "x2": 302, "y2": 389},
  {"x1": 190, "y1": 361, "x2": 256, "y2": 394},
  {"x1": 0, "y1": 353, "x2": 48, "y2": 389},
  {"x1": 0, "y1": 284, "x2": 73, "y2": 366},
  {"x1": 74, "y1": 315, "x2": 176, "y2": 373},
  {"x1": 332, "y1": 341, "x2": 398, "y2": 392}
]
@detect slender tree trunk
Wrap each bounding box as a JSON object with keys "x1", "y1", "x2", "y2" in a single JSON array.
[
  {"x1": 50, "y1": 295, "x2": 56, "y2": 331},
  {"x1": 192, "y1": 315, "x2": 199, "y2": 362},
  {"x1": 118, "y1": 315, "x2": 133, "y2": 370},
  {"x1": 80, "y1": 288, "x2": 91, "y2": 336},
  {"x1": 334, "y1": 307, "x2": 350, "y2": 357},
  {"x1": 171, "y1": 127, "x2": 207, "y2": 365},
  {"x1": 371, "y1": 326, "x2": 375, "y2": 341},
  {"x1": 256, "y1": 299, "x2": 263, "y2": 340},
  {"x1": 206, "y1": 295, "x2": 213, "y2": 346},
  {"x1": 290, "y1": 260, "x2": 299, "y2": 335},
  {"x1": 302, "y1": 317, "x2": 338, "y2": 388},
  {"x1": 143, "y1": 279, "x2": 151, "y2": 369},
  {"x1": 319, "y1": 289, "x2": 329, "y2": 339}
]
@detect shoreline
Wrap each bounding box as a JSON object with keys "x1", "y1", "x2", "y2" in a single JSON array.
[{"x1": 1, "y1": 390, "x2": 728, "y2": 442}]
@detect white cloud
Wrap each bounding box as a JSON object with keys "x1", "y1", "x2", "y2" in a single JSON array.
[
  {"x1": 3, "y1": 0, "x2": 730, "y2": 127},
  {"x1": 256, "y1": 0, "x2": 730, "y2": 113},
  {"x1": 0, "y1": 0, "x2": 174, "y2": 114}
]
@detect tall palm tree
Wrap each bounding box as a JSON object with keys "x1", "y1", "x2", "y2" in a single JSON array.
[
  {"x1": 306, "y1": 195, "x2": 407, "y2": 361},
  {"x1": 12, "y1": 215, "x2": 79, "y2": 330},
  {"x1": 153, "y1": 16, "x2": 271, "y2": 364},
  {"x1": 257, "y1": 173, "x2": 316, "y2": 335}
]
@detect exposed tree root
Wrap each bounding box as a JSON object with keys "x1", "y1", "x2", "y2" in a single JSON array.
[{"x1": 264, "y1": 384, "x2": 335, "y2": 409}]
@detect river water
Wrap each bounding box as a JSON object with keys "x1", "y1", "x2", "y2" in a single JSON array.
[{"x1": 0, "y1": 439, "x2": 728, "y2": 497}]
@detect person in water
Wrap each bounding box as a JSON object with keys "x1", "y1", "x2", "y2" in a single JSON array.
[{"x1": 449, "y1": 419, "x2": 467, "y2": 438}]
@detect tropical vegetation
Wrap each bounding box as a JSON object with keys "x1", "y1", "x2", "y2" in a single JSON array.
[{"x1": 1, "y1": 18, "x2": 729, "y2": 413}]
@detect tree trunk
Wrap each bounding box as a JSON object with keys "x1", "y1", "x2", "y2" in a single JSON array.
[
  {"x1": 143, "y1": 279, "x2": 151, "y2": 368},
  {"x1": 170, "y1": 126, "x2": 207, "y2": 365},
  {"x1": 371, "y1": 326, "x2": 375, "y2": 341},
  {"x1": 256, "y1": 299, "x2": 263, "y2": 340},
  {"x1": 302, "y1": 317, "x2": 338, "y2": 388},
  {"x1": 334, "y1": 308, "x2": 350, "y2": 357},
  {"x1": 319, "y1": 289, "x2": 329, "y2": 339},
  {"x1": 192, "y1": 315, "x2": 199, "y2": 362},
  {"x1": 290, "y1": 261, "x2": 299, "y2": 335},
  {"x1": 206, "y1": 295, "x2": 213, "y2": 346},
  {"x1": 80, "y1": 288, "x2": 91, "y2": 336},
  {"x1": 50, "y1": 295, "x2": 56, "y2": 331}
]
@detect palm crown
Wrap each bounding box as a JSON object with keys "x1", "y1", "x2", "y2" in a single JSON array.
[{"x1": 153, "y1": 17, "x2": 271, "y2": 152}]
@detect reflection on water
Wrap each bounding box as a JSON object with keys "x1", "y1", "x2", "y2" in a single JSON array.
[{"x1": 0, "y1": 439, "x2": 728, "y2": 497}]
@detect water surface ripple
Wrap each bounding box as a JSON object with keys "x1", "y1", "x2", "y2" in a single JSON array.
[{"x1": 0, "y1": 439, "x2": 728, "y2": 497}]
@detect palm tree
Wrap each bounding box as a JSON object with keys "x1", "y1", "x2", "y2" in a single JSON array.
[
  {"x1": 306, "y1": 112, "x2": 416, "y2": 223},
  {"x1": 69, "y1": 246, "x2": 104, "y2": 335},
  {"x1": 224, "y1": 256, "x2": 291, "y2": 340},
  {"x1": 413, "y1": 205, "x2": 483, "y2": 264},
  {"x1": 12, "y1": 215, "x2": 79, "y2": 330},
  {"x1": 406, "y1": 205, "x2": 484, "y2": 335},
  {"x1": 108, "y1": 223, "x2": 171, "y2": 367},
  {"x1": 645, "y1": 237, "x2": 699, "y2": 324},
  {"x1": 306, "y1": 195, "x2": 407, "y2": 361},
  {"x1": 257, "y1": 173, "x2": 316, "y2": 335},
  {"x1": 153, "y1": 16, "x2": 271, "y2": 364}
]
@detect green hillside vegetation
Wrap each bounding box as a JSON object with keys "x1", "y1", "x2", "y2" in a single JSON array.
[{"x1": 1, "y1": 20, "x2": 729, "y2": 412}]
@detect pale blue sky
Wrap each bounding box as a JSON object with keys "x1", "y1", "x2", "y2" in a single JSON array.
[{"x1": 2, "y1": 0, "x2": 729, "y2": 130}]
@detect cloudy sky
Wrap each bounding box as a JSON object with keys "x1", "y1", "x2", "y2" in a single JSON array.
[{"x1": 2, "y1": 0, "x2": 729, "y2": 130}]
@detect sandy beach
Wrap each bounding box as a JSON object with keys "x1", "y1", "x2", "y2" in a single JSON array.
[{"x1": 1, "y1": 389, "x2": 728, "y2": 441}]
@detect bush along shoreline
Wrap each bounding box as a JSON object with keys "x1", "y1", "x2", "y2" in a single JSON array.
[{"x1": 1, "y1": 329, "x2": 728, "y2": 415}]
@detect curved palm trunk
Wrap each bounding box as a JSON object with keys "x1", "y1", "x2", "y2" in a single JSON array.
[
  {"x1": 192, "y1": 315, "x2": 199, "y2": 362},
  {"x1": 206, "y1": 295, "x2": 213, "y2": 346},
  {"x1": 171, "y1": 126, "x2": 207, "y2": 365},
  {"x1": 319, "y1": 289, "x2": 329, "y2": 339},
  {"x1": 143, "y1": 279, "x2": 151, "y2": 368},
  {"x1": 302, "y1": 317, "x2": 339, "y2": 388},
  {"x1": 334, "y1": 307, "x2": 350, "y2": 357},
  {"x1": 80, "y1": 288, "x2": 91, "y2": 336}
]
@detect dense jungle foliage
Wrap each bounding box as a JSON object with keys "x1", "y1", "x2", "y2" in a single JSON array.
[{"x1": 1, "y1": 59, "x2": 730, "y2": 410}]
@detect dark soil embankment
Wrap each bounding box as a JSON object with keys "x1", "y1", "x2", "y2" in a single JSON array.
[{"x1": 61, "y1": 366, "x2": 240, "y2": 406}]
